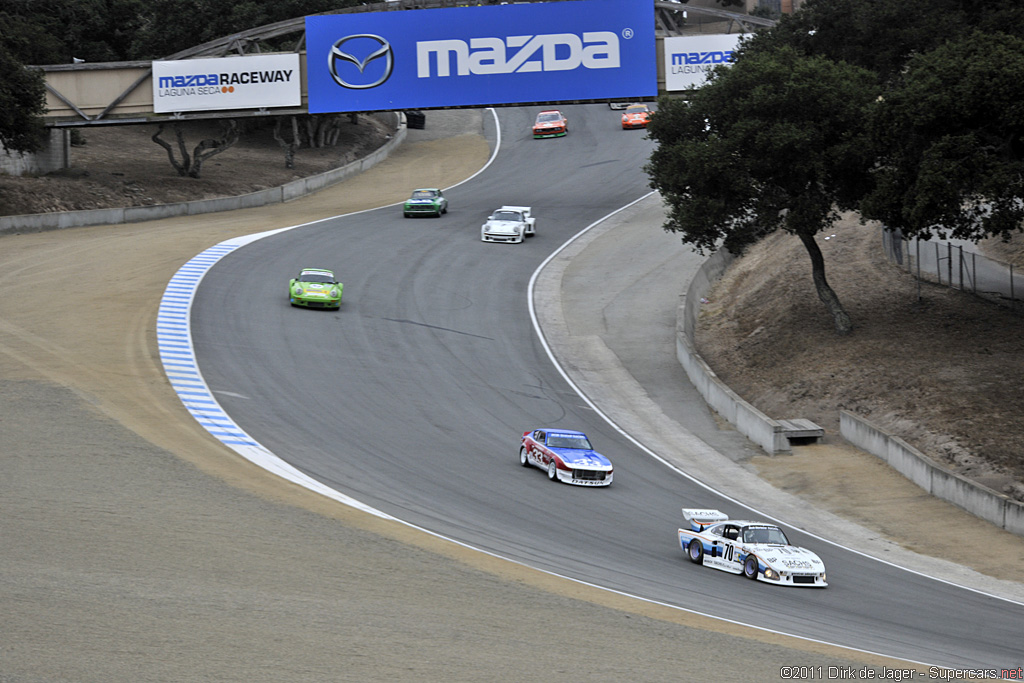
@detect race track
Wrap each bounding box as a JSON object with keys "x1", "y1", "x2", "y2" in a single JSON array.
[{"x1": 187, "y1": 105, "x2": 1023, "y2": 670}]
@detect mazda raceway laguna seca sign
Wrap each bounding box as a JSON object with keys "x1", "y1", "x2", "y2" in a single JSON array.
[
  {"x1": 305, "y1": 0, "x2": 657, "y2": 113},
  {"x1": 152, "y1": 54, "x2": 301, "y2": 113},
  {"x1": 663, "y1": 34, "x2": 741, "y2": 90}
]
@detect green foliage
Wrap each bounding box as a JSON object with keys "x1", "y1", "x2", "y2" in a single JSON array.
[
  {"x1": 0, "y1": 42, "x2": 47, "y2": 153},
  {"x1": 863, "y1": 32, "x2": 1024, "y2": 241},
  {"x1": 0, "y1": 0, "x2": 362, "y2": 64},
  {"x1": 646, "y1": 47, "x2": 878, "y2": 255},
  {"x1": 742, "y1": 0, "x2": 1024, "y2": 83},
  {"x1": 128, "y1": 0, "x2": 362, "y2": 59},
  {"x1": 1, "y1": 0, "x2": 148, "y2": 64},
  {"x1": 647, "y1": 0, "x2": 1024, "y2": 332}
]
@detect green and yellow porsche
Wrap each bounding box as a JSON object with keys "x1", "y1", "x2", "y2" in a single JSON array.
[
  {"x1": 289, "y1": 268, "x2": 343, "y2": 309},
  {"x1": 403, "y1": 188, "x2": 448, "y2": 217}
]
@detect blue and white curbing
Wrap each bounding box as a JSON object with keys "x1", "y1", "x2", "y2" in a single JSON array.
[
  {"x1": 157, "y1": 228, "x2": 395, "y2": 519},
  {"x1": 156, "y1": 109, "x2": 504, "y2": 522}
]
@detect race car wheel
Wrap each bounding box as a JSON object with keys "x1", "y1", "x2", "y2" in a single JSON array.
[
  {"x1": 687, "y1": 539, "x2": 704, "y2": 564},
  {"x1": 743, "y1": 556, "x2": 759, "y2": 580},
  {"x1": 547, "y1": 460, "x2": 559, "y2": 483},
  {"x1": 520, "y1": 448, "x2": 530, "y2": 467}
]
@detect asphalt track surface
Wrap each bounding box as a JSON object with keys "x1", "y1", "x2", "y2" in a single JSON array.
[{"x1": 189, "y1": 106, "x2": 1023, "y2": 670}]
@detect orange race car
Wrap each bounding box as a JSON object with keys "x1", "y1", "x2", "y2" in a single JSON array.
[
  {"x1": 621, "y1": 103, "x2": 651, "y2": 130},
  {"x1": 532, "y1": 109, "x2": 568, "y2": 138}
]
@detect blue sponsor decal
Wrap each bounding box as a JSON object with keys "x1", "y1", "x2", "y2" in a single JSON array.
[
  {"x1": 306, "y1": 0, "x2": 656, "y2": 113},
  {"x1": 670, "y1": 51, "x2": 734, "y2": 66}
]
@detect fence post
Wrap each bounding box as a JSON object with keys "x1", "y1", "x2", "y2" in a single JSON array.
[
  {"x1": 917, "y1": 240, "x2": 922, "y2": 301},
  {"x1": 958, "y1": 245, "x2": 963, "y2": 291},
  {"x1": 947, "y1": 242, "x2": 953, "y2": 287}
]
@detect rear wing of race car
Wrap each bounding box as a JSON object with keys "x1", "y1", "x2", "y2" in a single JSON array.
[{"x1": 682, "y1": 508, "x2": 729, "y2": 532}]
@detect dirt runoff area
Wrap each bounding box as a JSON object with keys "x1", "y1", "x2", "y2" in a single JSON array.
[{"x1": 2, "y1": 111, "x2": 919, "y2": 682}]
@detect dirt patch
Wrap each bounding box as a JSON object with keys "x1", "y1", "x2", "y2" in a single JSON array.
[
  {"x1": 0, "y1": 116, "x2": 392, "y2": 216},
  {"x1": 695, "y1": 214, "x2": 1024, "y2": 501}
]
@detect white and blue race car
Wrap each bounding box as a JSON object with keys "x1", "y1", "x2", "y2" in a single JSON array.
[
  {"x1": 520, "y1": 428, "x2": 613, "y2": 486},
  {"x1": 677, "y1": 509, "x2": 827, "y2": 587}
]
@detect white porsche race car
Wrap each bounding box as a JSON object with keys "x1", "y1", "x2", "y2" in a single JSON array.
[
  {"x1": 677, "y1": 509, "x2": 828, "y2": 587},
  {"x1": 481, "y1": 205, "x2": 536, "y2": 243}
]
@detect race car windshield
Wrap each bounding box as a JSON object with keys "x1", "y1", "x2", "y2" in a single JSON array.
[
  {"x1": 412, "y1": 190, "x2": 436, "y2": 198},
  {"x1": 743, "y1": 526, "x2": 789, "y2": 545},
  {"x1": 547, "y1": 434, "x2": 592, "y2": 450},
  {"x1": 536, "y1": 113, "x2": 561, "y2": 122},
  {"x1": 300, "y1": 273, "x2": 334, "y2": 284},
  {"x1": 626, "y1": 106, "x2": 648, "y2": 113},
  {"x1": 493, "y1": 211, "x2": 521, "y2": 221}
]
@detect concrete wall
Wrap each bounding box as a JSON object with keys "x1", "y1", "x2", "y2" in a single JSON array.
[
  {"x1": 0, "y1": 112, "x2": 404, "y2": 236},
  {"x1": 841, "y1": 410, "x2": 1024, "y2": 537},
  {"x1": 676, "y1": 247, "x2": 791, "y2": 454},
  {"x1": 0, "y1": 129, "x2": 69, "y2": 176}
]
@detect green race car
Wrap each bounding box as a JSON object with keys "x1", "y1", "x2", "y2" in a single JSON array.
[
  {"x1": 289, "y1": 268, "x2": 343, "y2": 309},
  {"x1": 403, "y1": 188, "x2": 448, "y2": 217}
]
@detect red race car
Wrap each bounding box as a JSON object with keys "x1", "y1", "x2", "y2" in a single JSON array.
[
  {"x1": 532, "y1": 110, "x2": 568, "y2": 138},
  {"x1": 621, "y1": 103, "x2": 651, "y2": 130}
]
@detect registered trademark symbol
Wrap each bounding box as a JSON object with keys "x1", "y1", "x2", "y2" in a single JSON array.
[{"x1": 622, "y1": 28, "x2": 634, "y2": 39}]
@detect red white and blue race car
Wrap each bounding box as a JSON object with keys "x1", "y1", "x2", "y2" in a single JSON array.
[
  {"x1": 677, "y1": 509, "x2": 828, "y2": 587},
  {"x1": 520, "y1": 428, "x2": 613, "y2": 486}
]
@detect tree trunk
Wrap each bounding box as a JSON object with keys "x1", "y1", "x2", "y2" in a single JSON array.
[
  {"x1": 152, "y1": 121, "x2": 237, "y2": 178},
  {"x1": 151, "y1": 124, "x2": 189, "y2": 177},
  {"x1": 188, "y1": 120, "x2": 238, "y2": 178},
  {"x1": 273, "y1": 116, "x2": 300, "y2": 169},
  {"x1": 798, "y1": 231, "x2": 853, "y2": 335}
]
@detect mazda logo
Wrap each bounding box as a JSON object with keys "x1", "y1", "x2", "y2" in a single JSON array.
[{"x1": 328, "y1": 34, "x2": 393, "y2": 90}]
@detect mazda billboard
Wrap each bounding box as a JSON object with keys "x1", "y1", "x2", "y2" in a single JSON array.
[{"x1": 305, "y1": 0, "x2": 656, "y2": 113}]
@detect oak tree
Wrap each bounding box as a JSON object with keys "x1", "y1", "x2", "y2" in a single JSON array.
[
  {"x1": 862, "y1": 32, "x2": 1024, "y2": 242},
  {"x1": 646, "y1": 46, "x2": 878, "y2": 334}
]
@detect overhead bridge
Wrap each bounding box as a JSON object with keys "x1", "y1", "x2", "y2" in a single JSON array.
[
  {"x1": 11, "y1": 0, "x2": 773, "y2": 175},
  {"x1": 37, "y1": 0, "x2": 772, "y2": 128}
]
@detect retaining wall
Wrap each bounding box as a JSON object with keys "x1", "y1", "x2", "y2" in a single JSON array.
[
  {"x1": 840, "y1": 411, "x2": 1024, "y2": 536},
  {"x1": 676, "y1": 247, "x2": 792, "y2": 454},
  {"x1": 0, "y1": 129, "x2": 70, "y2": 177},
  {"x1": 0, "y1": 112, "x2": 405, "y2": 236}
]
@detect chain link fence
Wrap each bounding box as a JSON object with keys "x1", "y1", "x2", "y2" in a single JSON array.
[{"x1": 881, "y1": 228, "x2": 1022, "y2": 311}]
